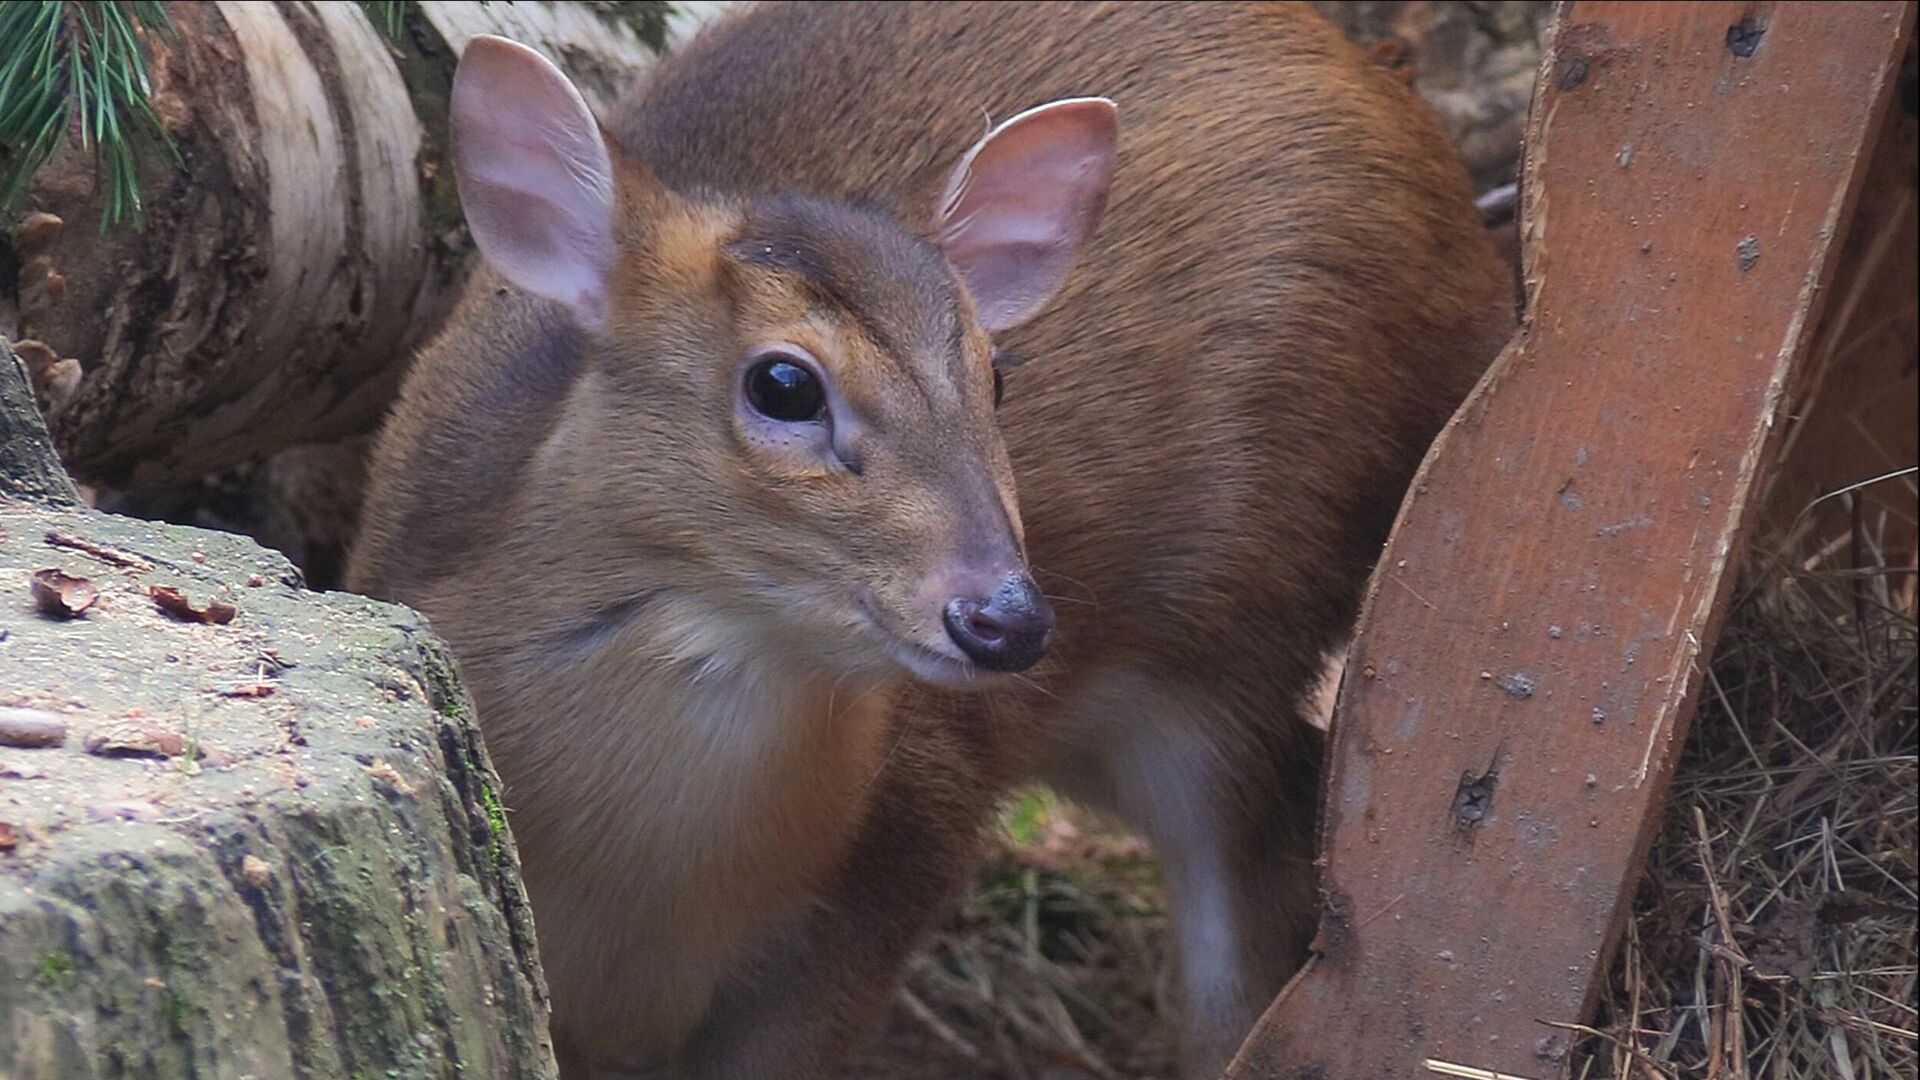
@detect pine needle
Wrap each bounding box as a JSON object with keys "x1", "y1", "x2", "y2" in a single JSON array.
[
  {"x1": 0, "y1": 0, "x2": 175, "y2": 232},
  {"x1": 355, "y1": 0, "x2": 411, "y2": 40}
]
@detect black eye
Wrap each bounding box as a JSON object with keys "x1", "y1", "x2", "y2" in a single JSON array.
[
  {"x1": 745, "y1": 356, "x2": 826, "y2": 422},
  {"x1": 992, "y1": 367, "x2": 1005, "y2": 408}
]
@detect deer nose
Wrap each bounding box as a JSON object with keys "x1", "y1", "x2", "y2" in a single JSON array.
[{"x1": 942, "y1": 574, "x2": 1054, "y2": 672}]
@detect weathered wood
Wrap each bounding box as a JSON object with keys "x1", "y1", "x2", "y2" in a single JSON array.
[{"x1": 1226, "y1": 4, "x2": 1914, "y2": 1078}]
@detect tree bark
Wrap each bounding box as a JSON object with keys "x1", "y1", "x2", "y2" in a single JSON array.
[
  {"x1": 2, "y1": 327, "x2": 553, "y2": 1078},
  {"x1": 3, "y1": 1, "x2": 675, "y2": 490},
  {"x1": 1, "y1": 337, "x2": 80, "y2": 505}
]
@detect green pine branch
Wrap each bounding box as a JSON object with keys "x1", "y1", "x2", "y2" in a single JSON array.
[
  {"x1": 356, "y1": 1, "x2": 412, "y2": 40},
  {"x1": 2, "y1": 1, "x2": 677, "y2": 232},
  {"x1": 0, "y1": 0, "x2": 177, "y2": 232}
]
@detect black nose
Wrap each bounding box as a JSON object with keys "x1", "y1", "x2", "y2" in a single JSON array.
[{"x1": 942, "y1": 574, "x2": 1055, "y2": 672}]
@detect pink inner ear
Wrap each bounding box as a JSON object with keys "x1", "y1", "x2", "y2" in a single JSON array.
[
  {"x1": 936, "y1": 98, "x2": 1118, "y2": 333},
  {"x1": 452, "y1": 36, "x2": 616, "y2": 326}
]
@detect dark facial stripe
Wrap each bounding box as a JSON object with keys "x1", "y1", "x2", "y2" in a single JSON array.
[{"x1": 726, "y1": 191, "x2": 964, "y2": 382}]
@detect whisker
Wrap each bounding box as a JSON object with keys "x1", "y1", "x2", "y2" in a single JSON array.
[
  {"x1": 979, "y1": 688, "x2": 1009, "y2": 744},
  {"x1": 838, "y1": 679, "x2": 889, "y2": 717},
  {"x1": 825, "y1": 667, "x2": 858, "y2": 717},
  {"x1": 1040, "y1": 590, "x2": 1096, "y2": 608},
  {"x1": 1029, "y1": 562, "x2": 1102, "y2": 606},
  {"x1": 1007, "y1": 672, "x2": 1061, "y2": 701},
  {"x1": 861, "y1": 705, "x2": 916, "y2": 794}
]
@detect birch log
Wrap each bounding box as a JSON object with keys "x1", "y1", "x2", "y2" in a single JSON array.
[{"x1": 2, "y1": 1, "x2": 681, "y2": 490}]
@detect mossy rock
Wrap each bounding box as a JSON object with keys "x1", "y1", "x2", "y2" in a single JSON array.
[{"x1": 0, "y1": 500, "x2": 556, "y2": 1079}]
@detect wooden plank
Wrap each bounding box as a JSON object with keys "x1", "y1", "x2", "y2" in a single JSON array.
[{"x1": 1225, "y1": 4, "x2": 1915, "y2": 1078}]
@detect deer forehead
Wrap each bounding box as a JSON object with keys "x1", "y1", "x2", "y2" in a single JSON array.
[
  {"x1": 725, "y1": 193, "x2": 989, "y2": 395},
  {"x1": 602, "y1": 191, "x2": 995, "y2": 427}
]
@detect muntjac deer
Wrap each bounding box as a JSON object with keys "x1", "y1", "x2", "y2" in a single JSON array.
[{"x1": 349, "y1": 3, "x2": 1512, "y2": 1076}]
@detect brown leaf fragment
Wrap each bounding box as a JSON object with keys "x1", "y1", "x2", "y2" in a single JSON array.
[
  {"x1": 10, "y1": 211, "x2": 63, "y2": 252},
  {"x1": 0, "y1": 821, "x2": 18, "y2": 850},
  {"x1": 9, "y1": 339, "x2": 57, "y2": 375},
  {"x1": 0, "y1": 707, "x2": 68, "y2": 748},
  {"x1": 365, "y1": 760, "x2": 416, "y2": 796},
  {"x1": 241, "y1": 854, "x2": 273, "y2": 887},
  {"x1": 214, "y1": 682, "x2": 275, "y2": 699},
  {"x1": 149, "y1": 585, "x2": 237, "y2": 625},
  {"x1": 84, "y1": 723, "x2": 186, "y2": 759},
  {"x1": 30, "y1": 569, "x2": 98, "y2": 618}
]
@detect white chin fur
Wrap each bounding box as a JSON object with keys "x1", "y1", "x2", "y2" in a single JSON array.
[{"x1": 887, "y1": 639, "x2": 980, "y2": 689}]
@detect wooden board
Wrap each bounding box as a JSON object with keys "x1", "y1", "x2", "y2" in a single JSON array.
[{"x1": 1225, "y1": 3, "x2": 1915, "y2": 1078}]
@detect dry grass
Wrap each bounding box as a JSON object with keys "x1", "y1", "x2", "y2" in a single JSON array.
[
  {"x1": 862, "y1": 523, "x2": 1917, "y2": 1080},
  {"x1": 857, "y1": 789, "x2": 1180, "y2": 1079},
  {"x1": 1575, "y1": 522, "x2": 1918, "y2": 1080}
]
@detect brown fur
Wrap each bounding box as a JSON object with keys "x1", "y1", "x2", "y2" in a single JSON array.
[{"x1": 348, "y1": 3, "x2": 1512, "y2": 1077}]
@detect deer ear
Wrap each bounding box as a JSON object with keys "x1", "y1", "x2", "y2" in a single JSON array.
[
  {"x1": 452, "y1": 35, "x2": 615, "y2": 328},
  {"x1": 933, "y1": 98, "x2": 1118, "y2": 334}
]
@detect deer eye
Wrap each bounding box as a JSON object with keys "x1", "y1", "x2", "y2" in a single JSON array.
[
  {"x1": 745, "y1": 354, "x2": 826, "y2": 422},
  {"x1": 992, "y1": 367, "x2": 1005, "y2": 408}
]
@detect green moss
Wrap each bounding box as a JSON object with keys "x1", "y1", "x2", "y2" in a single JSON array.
[
  {"x1": 415, "y1": 640, "x2": 473, "y2": 723},
  {"x1": 997, "y1": 785, "x2": 1060, "y2": 849},
  {"x1": 480, "y1": 783, "x2": 507, "y2": 838},
  {"x1": 440, "y1": 694, "x2": 471, "y2": 722},
  {"x1": 162, "y1": 989, "x2": 189, "y2": 1038},
  {"x1": 480, "y1": 781, "x2": 509, "y2": 868},
  {"x1": 36, "y1": 950, "x2": 72, "y2": 984}
]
